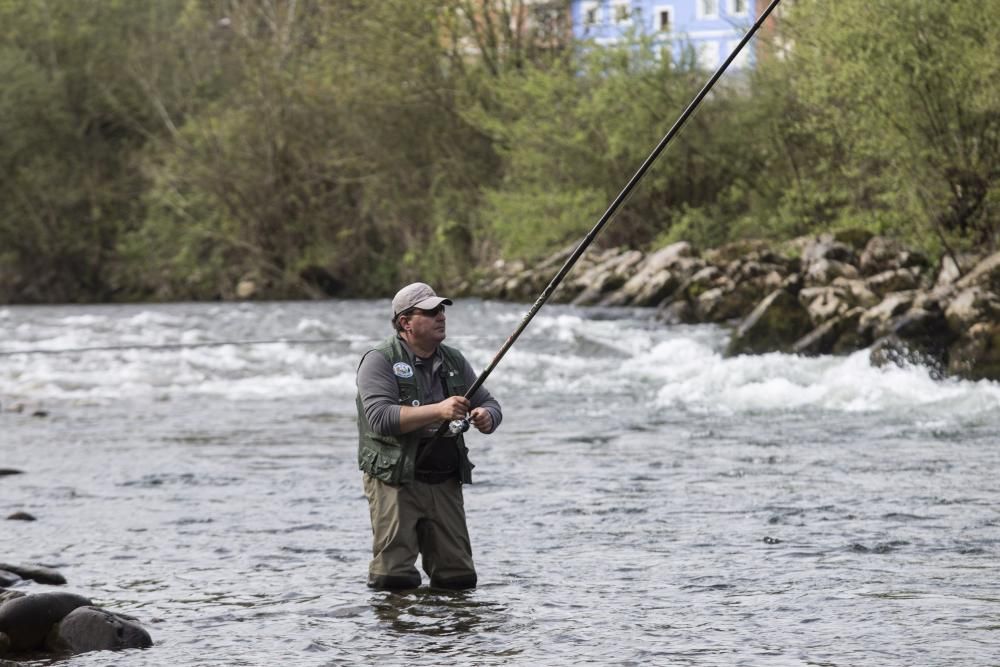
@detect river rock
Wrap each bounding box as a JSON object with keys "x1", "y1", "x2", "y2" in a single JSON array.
[
  {"x1": 831, "y1": 277, "x2": 880, "y2": 309},
  {"x1": 603, "y1": 242, "x2": 697, "y2": 306},
  {"x1": 0, "y1": 570, "x2": 21, "y2": 587},
  {"x1": 802, "y1": 236, "x2": 856, "y2": 267},
  {"x1": 869, "y1": 335, "x2": 944, "y2": 377},
  {"x1": 799, "y1": 286, "x2": 851, "y2": 325},
  {"x1": 889, "y1": 307, "x2": 955, "y2": 371},
  {"x1": 0, "y1": 632, "x2": 8, "y2": 656},
  {"x1": 859, "y1": 236, "x2": 928, "y2": 275},
  {"x1": 6, "y1": 512, "x2": 36, "y2": 521},
  {"x1": 0, "y1": 470, "x2": 23, "y2": 477},
  {"x1": 804, "y1": 258, "x2": 859, "y2": 286},
  {"x1": 0, "y1": 591, "x2": 26, "y2": 605},
  {"x1": 792, "y1": 308, "x2": 864, "y2": 356},
  {"x1": 947, "y1": 322, "x2": 1000, "y2": 380},
  {"x1": 858, "y1": 291, "x2": 917, "y2": 340},
  {"x1": 865, "y1": 267, "x2": 922, "y2": 297},
  {"x1": 726, "y1": 289, "x2": 813, "y2": 356},
  {"x1": 657, "y1": 299, "x2": 696, "y2": 325},
  {"x1": 0, "y1": 564, "x2": 65, "y2": 586},
  {"x1": 955, "y1": 251, "x2": 1000, "y2": 293},
  {"x1": 935, "y1": 252, "x2": 982, "y2": 287},
  {"x1": 0, "y1": 592, "x2": 92, "y2": 652},
  {"x1": 569, "y1": 248, "x2": 643, "y2": 305},
  {"x1": 944, "y1": 287, "x2": 1000, "y2": 334},
  {"x1": 46, "y1": 606, "x2": 153, "y2": 654}
]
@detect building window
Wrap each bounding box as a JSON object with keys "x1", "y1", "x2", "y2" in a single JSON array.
[
  {"x1": 613, "y1": 1, "x2": 630, "y2": 24},
  {"x1": 696, "y1": 0, "x2": 719, "y2": 19},
  {"x1": 655, "y1": 5, "x2": 674, "y2": 32},
  {"x1": 696, "y1": 41, "x2": 717, "y2": 68},
  {"x1": 728, "y1": 0, "x2": 749, "y2": 16},
  {"x1": 581, "y1": 1, "x2": 600, "y2": 27}
]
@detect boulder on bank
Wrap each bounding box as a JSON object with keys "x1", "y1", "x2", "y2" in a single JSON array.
[
  {"x1": 726, "y1": 289, "x2": 813, "y2": 356},
  {"x1": 948, "y1": 322, "x2": 1000, "y2": 381},
  {"x1": 473, "y1": 234, "x2": 999, "y2": 380}
]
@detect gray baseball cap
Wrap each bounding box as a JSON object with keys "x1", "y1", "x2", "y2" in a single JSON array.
[{"x1": 391, "y1": 282, "x2": 453, "y2": 320}]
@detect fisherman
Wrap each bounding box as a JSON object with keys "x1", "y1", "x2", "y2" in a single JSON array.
[{"x1": 356, "y1": 282, "x2": 502, "y2": 590}]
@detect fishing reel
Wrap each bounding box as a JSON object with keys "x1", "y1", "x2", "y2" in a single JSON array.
[{"x1": 448, "y1": 418, "x2": 470, "y2": 435}]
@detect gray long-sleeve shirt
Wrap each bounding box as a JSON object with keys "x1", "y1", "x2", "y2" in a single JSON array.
[{"x1": 356, "y1": 337, "x2": 502, "y2": 439}]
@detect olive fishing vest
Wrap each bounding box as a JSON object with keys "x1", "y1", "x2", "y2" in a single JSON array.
[{"x1": 356, "y1": 336, "x2": 473, "y2": 485}]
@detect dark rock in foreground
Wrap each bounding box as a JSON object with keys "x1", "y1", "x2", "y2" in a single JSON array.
[
  {"x1": 46, "y1": 606, "x2": 153, "y2": 653},
  {"x1": 0, "y1": 592, "x2": 92, "y2": 652},
  {"x1": 5, "y1": 513, "x2": 35, "y2": 522},
  {"x1": 0, "y1": 590, "x2": 153, "y2": 659}
]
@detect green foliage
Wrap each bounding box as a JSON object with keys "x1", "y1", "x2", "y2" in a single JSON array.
[{"x1": 0, "y1": 0, "x2": 996, "y2": 303}]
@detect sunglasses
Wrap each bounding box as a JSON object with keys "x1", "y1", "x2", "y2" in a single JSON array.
[{"x1": 401, "y1": 304, "x2": 445, "y2": 318}]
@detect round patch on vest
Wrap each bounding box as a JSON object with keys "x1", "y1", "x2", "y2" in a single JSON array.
[
  {"x1": 411, "y1": 399, "x2": 421, "y2": 407},
  {"x1": 392, "y1": 362, "x2": 414, "y2": 379}
]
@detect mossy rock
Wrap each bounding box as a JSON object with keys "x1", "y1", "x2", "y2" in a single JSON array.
[
  {"x1": 726, "y1": 288, "x2": 813, "y2": 356},
  {"x1": 947, "y1": 323, "x2": 1000, "y2": 381},
  {"x1": 833, "y1": 228, "x2": 876, "y2": 250}
]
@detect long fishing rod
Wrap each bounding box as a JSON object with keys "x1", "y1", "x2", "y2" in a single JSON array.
[{"x1": 448, "y1": 0, "x2": 782, "y2": 426}]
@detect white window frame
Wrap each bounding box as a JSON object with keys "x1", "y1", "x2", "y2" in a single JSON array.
[
  {"x1": 581, "y1": 1, "x2": 600, "y2": 27},
  {"x1": 727, "y1": 0, "x2": 749, "y2": 17},
  {"x1": 654, "y1": 4, "x2": 674, "y2": 33},
  {"x1": 612, "y1": 0, "x2": 631, "y2": 25},
  {"x1": 696, "y1": 0, "x2": 720, "y2": 20},
  {"x1": 696, "y1": 40, "x2": 717, "y2": 69}
]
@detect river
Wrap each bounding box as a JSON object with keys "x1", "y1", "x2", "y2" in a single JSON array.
[{"x1": 2, "y1": 300, "x2": 999, "y2": 666}]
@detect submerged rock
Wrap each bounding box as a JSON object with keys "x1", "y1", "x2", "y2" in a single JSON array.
[
  {"x1": 5, "y1": 512, "x2": 36, "y2": 522},
  {"x1": 46, "y1": 606, "x2": 153, "y2": 654}
]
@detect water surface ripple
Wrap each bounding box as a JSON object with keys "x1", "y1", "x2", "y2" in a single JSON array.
[{"x1": 1, "y1": 301, "x2": 999, "y2": 666}]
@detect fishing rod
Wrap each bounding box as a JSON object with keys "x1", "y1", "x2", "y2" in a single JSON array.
[{"x1": 445, "y1": 0, "x2": 782, "y2": 435}]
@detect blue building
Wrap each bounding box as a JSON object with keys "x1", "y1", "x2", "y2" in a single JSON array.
[{"x1": 571, "y1": 0, "x2": 761, "y2": 70}]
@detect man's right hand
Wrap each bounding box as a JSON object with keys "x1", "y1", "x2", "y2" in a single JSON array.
[{"x1": 437, "y1": 395, "x2": 470, "y2": 421}]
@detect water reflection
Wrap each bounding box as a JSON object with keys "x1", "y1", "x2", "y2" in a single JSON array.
[{"x1": 370, "y1": 588, "x2": 507, "y2": 639}]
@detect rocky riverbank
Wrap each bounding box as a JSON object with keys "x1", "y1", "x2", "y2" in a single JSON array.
[{"x1": 466, "y1": 232, "x2": 1000, "y2": 381}]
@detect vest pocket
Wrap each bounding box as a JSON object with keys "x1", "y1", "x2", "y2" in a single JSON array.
[{"x1": 360, "y1": 443, "x2": 402, "y2": 483}]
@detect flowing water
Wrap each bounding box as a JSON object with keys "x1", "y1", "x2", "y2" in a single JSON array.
[{"x1": 1, "y1": 300, "x2": 999, "y2": 666}]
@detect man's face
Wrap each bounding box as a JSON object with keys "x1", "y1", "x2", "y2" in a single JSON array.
[{"x1": 399, "y1": 304, "x2": 447, "y2": 347}]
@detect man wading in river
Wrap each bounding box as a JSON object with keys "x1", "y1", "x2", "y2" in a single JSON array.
[{"x1": 356, "y1": 282, "x2": 502, "y2": 590}]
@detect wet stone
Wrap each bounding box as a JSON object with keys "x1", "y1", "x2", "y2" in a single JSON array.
[
  {"x1": 0, "y1": 564, "x2": 65, "y2": 586},
  {"x1": 5, "y1": 512, "x2": 35, "y2": 522},
  {"x1": 46, "y1": 606, "x2": 153, "y2": 654},
  {"x1": 0, "y1": 571, "x2": 21, "y2": 588},
  {"x1": 0, "y1": 592, "x2": 92, "y2": 652}
]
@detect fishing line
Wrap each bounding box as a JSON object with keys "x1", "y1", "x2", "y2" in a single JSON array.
[
  {"x1": 454, "y1": 0, "x2": 783, "y2": 417},
  {"x1": 0, "y1": 334, "x2": 488, "y2": 357}
]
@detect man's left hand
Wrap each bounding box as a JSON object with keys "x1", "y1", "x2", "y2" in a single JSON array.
[{"x1": 469, "y1": 407, "x2": 492, "y2": 433}]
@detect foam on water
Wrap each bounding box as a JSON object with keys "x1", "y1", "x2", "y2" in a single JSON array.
[
  {"x1": 3, "y1": 302, "x2": 999, "y2": 420},
  {"x1": 629, "y1": 332, "x2": 1000, "y2": 417}
]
